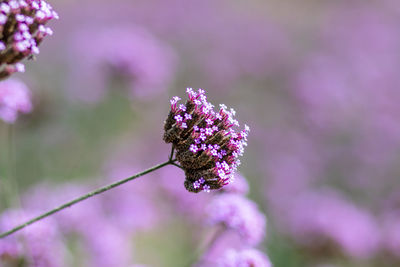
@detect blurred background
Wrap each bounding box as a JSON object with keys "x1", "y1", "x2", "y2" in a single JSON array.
[{"x1": 1, "y1": 0, "x2": 400, "y2": 266}]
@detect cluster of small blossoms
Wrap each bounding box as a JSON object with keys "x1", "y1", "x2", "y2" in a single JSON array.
[
  {"x1": 198, "y1": 175, "x2": 270, "y2": 266},
  {"x1": 0, "y1": 209, "x2": 66, "y2": 267},
  {"x1": 217, "y1": 248, "x2": 272, "y2": 267},
  {"x1": 208, "y1": 193, "x2": 266, "y2": 246},
  {"x1": 164, "y1": 88, "x2": 249, "y2": 193},
  {"x1": 0, "y1": 78, "x2": 32, "y2": 123},
  {"x1": 0, "y1": 0, "x2": 58, "y2": 80},
  {"x1": 69, "y1": 26, "x2": 176, "y2": 102}
]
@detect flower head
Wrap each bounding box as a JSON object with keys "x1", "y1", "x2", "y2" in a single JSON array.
[
  {"x1": 0, "y1": 78, "x2": 32, "y2": 123},
  {"x1": 0, "y1": 209, "x2": 66, "y2": 267},
  {"x1": 221, "y1": 173, "x2": 249, "y2": 195},
  {"x1": 0, "y1": 0, "x2": 58, "y2": 80},
  {"x1": 207, "y1": 194, "x2": 266, "y2": 245},
  {"x1": 163, "y1": 88, "x2": 249, "y2": 193},
  {"x1": 288, "y1": 189, "x2": 380, "y2": 259},
  {"x1": 216, "y1": 248, "x2": 272, "y2": 267},
  {"x1": 69, "y1": 26, "x2": 176, "y2": 102}
]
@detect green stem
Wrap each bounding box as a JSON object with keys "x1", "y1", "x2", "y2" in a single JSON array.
[
  {"x1": 7, "y1": 124, "x2": 21, "y2": 208},
  {"x1": 171, "y1": 162, "x2": 184, "y2": 170},
  {"x1": 8, "y1": 124, "x2": 13, "y2": 182},
  {"x1": 186, "y1": 225, "x2": 226, "y2": 267},
  {"x1": 0, "y1": 158, "x2": 177, "y2": 239},
  {"x1": 169, "y1": 145, "x2": 175, "y2": 161},
  {"x1": 1, "y1": 124, "x2": 16, "y2": 208}
]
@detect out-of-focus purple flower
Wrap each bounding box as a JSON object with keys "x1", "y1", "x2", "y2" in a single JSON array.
[
  {"x1": 103, "y1": 174, "x2": 161, "y2": 231},
  {"x1": 288, "y1": 189, "x2": 381, "y2": 259},
  {"x1": 0, "y1": 209, "x2": 66, "y2": 267},
  {"x1": 199, "y1": 229, "x2": 244, "y2": 264},
  {"x1": 69, "y1": 26, "x2": 176, "y2": 103},
  {"x1": 103, "y1": 155, "x2": 165, "y2": 231},
  {"x1": 82, "y1": 221, "x2": 133, "y2": 267},
  {"x1": 0, "y1": 0, "x2": 58, "y2": 80},
  {"x1": 292, "y1": 4, "x2": 400, "y2": 193},
  {"x1": 207, "y1": 194, "x2": 266, "y2": 246},
  {"x1": 260, "y1": 3, "x2": 400, "y2": 261},
  {"x1": 0, "y1": 237, "x2": 20, "y2": 264},
  {"x1": 22, "y1": 182, "x2": 137, "y2": 266},
  {"x1": 221, "y1": 173, "x2": 249, "y2": 195},
  {"x1": 158, "y1": 165, "x2": 213, "y2": 220},
  {"x1": 191, "y1": 15, "x2": 291, "y2": 89},
  {"x1": 58, "y1": 0, "x2": 291, "y2": 92},
  {"x1": 313, "y1": 264, "x2": 340, "y2": 267},
  {"x1": 23, "y1": 183, "x2": 104, "y2": 234},
  {"x1": 128, "y1": 0, "x2": 292, "y2": 89},
  {"x1": 0, "y1": 78, "x2": 32, "y2": 123},
  {"x1": 164, "y1": 88, "x2": 250, "y2": 192},
  {"x1": 295, "y1": 4, "x2": 400, "y2": 134},
  {"x1": 382, "y1": 211, "x2": 400, "y2": 258},
  {"x1": 263, "y1": 130, "x2": 324, "y2": 216},
  {"x1": 216, "y1": 248, "x2": 272, "y2": 267}
]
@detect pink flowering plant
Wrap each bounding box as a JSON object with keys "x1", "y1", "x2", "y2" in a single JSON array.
[
  {"x1": 0, "y1": 4, "x2": 270, "y2": 259},
  {"x1": 7, "y1": 1, "x2": 375, "y2": 266},
  {"x1": 0, "y1": 82, "x2": 272, "y2": 266},
  {"x1": 0, "y1": 88, "x2": 250, "y2": 235},
  {"x1": 1, "y1": 0, "x2": 399, "y2": 266}
]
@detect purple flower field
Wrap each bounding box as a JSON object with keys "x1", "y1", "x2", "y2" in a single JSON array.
[{"x1": 1, "y1": 0, "x2": 400, "y2": 266}]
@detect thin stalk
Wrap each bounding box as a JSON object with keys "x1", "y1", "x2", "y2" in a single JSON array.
[
  {"x1": 7, "y1": 124, "x2": 21, "y2": 207},
  {"x1": 187, "y1": 225, "x2": 226, "y2": 267},
  {"x1": 1, "y1": 124, "x2": 18, "y2": 208},
  {"x1": 8, "y1": 125, "x2": 14, "y2": 184},
  {"x1": 169, "y1": 145, "x2": 175, "y2": 161},
  {"x1": 0, "y1": 158, "x2": 178, "y2": 239},
  {"x1": 171, "y1": 162, "x2": 184, "y2": 170}
]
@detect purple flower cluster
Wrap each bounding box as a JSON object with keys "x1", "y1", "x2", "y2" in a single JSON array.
[
  {"x1": 207, "y1": 193, "x2": 266, "y2": 246},
  {"x1": 0, "y1": 209, "x2": 66, "y2": 267},
  {"x1": 382, "y1": 211, "x2": 400, "y2": 258},
  {"x1": 287, "y1": 189, "x2": 380, "y2": 259},
  {"x1": 158, "y1": 165, "x2": 213, "y2": 220},
  {"x1": 216, "y1": 248, "x2": 272, "y2": 267},
  {"x1": 0, "y1": 78, "x2": 32, "y2": 123},
  {"x1": 221, "y1": 172, "x2": 249, "y2": 195},
  {"x1": 0, "y1": 135, "x2": 267, "y2": 266},
  {"x1": 259, "y1": 2, "x2": 400, "y2": 262},
  {"x1": 198, "y1": 174, "x2": 270, "y2": 266},
  {"x1": 21, "y1": 170, "x2": 169, "y2": 267},
  {"x1": 0, "y1": 0, "x2": 58, "y2": 80},
  {"x1": 124, "y1": 0, "x2": 291, "y2": 89},
  {"x1": 69, "y1": 26, "x2": 176, "y2": 103},
  {"x1": 164, "y1": 88, "x2": 249, "y2": 192}
]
